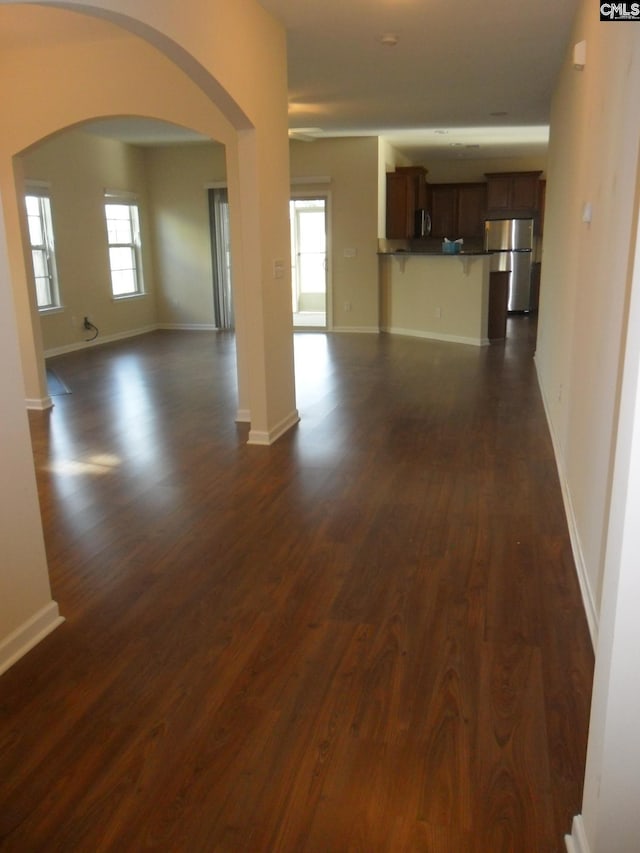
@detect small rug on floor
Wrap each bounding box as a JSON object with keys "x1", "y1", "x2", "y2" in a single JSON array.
[{"x1": 46, "y1": 367, "x2": 71, "y2": 396}]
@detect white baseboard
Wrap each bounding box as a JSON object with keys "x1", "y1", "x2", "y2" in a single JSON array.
[
  {"x1": 26, "y1": 395, "x2": 54, "y2": 411},
  {"x1": 331, "y1": 326, "x2": 380, "y2": 334},
  {"x1": 156, "y1": 323, "x2": 217, "y2": 331},
  {"x1": 248, "y1": 409, "x2": 300, "y2": 446},
  {"x1": 44, "y1": 323, "x2": 227, "y2": 359},
  {"x1": 535, "y1": 358, "x2": 599, "y2": 649},
  {"x1": 0, "y1": 601, "x2": 64, "y2": 677},
  {"x1": 565, "y1": 815, "x2": 591, "y2": 853},
  {"x1": 382, "y1": 325, "x2": 489, "y2": 347},
  {"x1": 44, "y1": 324, "x2": 159, "y2": 358},
  {"x1": 235, "y1": 409, "x2": 251, "y2": 424}
]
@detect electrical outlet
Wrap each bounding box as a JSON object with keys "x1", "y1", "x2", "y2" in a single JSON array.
[
  {"x1": 435, "y1": 307, "x2": 442, "y2": 319},
  {"x1": 344, "y1": 301, "x2": 352, "y2": 312}
]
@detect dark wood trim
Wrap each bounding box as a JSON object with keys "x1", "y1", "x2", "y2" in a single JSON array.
[{"x1": 489, "y1": 270, "x2": 510, "y2": 339}]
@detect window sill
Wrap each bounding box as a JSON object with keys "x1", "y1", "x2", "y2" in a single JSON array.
[
  {"x1": 111, "y1": 292, "x2": 146, "y2": 303},
  {"x1": 38, "y1": 306, "x2": 64, "y2": 316}
]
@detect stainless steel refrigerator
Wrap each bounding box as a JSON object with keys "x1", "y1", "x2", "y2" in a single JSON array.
[{"x1": 485, "y1": 218, "x2": 534, "y2": 312}]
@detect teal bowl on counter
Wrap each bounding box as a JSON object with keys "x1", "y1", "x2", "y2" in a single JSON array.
[{"x1": 442, "y1": 241, "x2": 461, "y2": 254}]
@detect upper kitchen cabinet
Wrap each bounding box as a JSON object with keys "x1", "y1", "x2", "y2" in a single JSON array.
[
  {"x1": 386, "y1": 166, "x2": 428, "y2": 239},
  {"x1": 429, "y1": 182, "x2": 487, "y2": 239},
  {"x1": 430, "y1": 184, "x2": 457, "y2": 239},
  {"x1": 456, "y1": 183, "x2": 487, "y2": 238},
  {"x1": 537, "y1": 179, "x2": 547, "y2": 236},
  {"x1": 485, "y1": 171, "x2": 542, "y2": 218}
]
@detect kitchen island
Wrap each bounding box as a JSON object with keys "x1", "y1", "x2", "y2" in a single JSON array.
[{"x1": 379, "y1": 251, "x2": 494, "y2": 346}]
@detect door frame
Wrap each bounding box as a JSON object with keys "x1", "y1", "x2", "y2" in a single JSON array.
[{"x1": 290, "y1": 186, "x2": 332, "y2": 330}]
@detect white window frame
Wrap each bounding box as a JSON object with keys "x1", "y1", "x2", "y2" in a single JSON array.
[
  {"x1": 104, "y1": 192, "x2": 144, "y2": 299},
  {"x1": 25, "y1": 184, "x2": 61, "y2": 312}
]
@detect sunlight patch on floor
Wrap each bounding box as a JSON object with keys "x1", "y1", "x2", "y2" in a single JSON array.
[{"x1": 293, "y1": 311, "x2": 326, "y2": 328}]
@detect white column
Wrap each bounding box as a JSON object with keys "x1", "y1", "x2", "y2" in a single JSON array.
[
  {"x1": 225, "y1": 126, "x2": 299, "y2": 443},
  {"x1": 0, "y1": 191, "x2": 63, "y2": 676}
]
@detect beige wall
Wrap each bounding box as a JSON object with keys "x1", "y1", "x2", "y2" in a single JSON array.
[
  {"x1": 535, "y1": 2, "x2": 640, "y2": 638},
  {"x1": 20, "y1": 135, "x2": 230, "y2": 345},
  {"x1": 380, "y1": 254, "x2": 490, "y2": 345},
  {"x1": 0, "y1": 5, "x2": 237, "y2": 404},
  {"x1": 17, "y1": 131, "x2": 549, "y2": 355},
  {"x1": 546, "y1": 5, "x2": 640, "y2": 847},
  {"x1": 419, "y1": 155, "x2": 547, "y2": 184},
  {"x1": 21, "y1": 131, "x2": 386, "y2": 344},
  {"x1": 380, "y1": 149, "x2": 546, "y2": 183},
  {"x1": 149, "y1": 136, "x2": 383, "y2": 334},
  {"x1": 22, "y1": 132, "x2": 383, "y2": 339},
  {"x1": 21, "y1": 130, "x2": 157, "y2": 353},
  {"x1": 145, "y1": 142, "x2": 226, "y2": 328},
  {"x1": 290, "y1": 137, "x2": 380, "y2": 331}
]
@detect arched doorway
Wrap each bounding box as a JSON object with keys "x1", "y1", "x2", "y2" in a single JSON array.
[{"x1": 0, "y1": 0, "x2": 296, "y2": 674}]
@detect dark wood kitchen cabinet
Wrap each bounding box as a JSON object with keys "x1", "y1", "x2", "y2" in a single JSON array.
[
  {"x1": 429, "y1": 182, "x2": 486, "y2": 239},
  {"x1": 486, "y1": 174, "x2": 511, "y2": 210},
  {"x1": 537, "y1": 179, "x2": 547, "y2": 236},
  {"x1": 485, "y1": 171, "x2": 542, "y2": 218},
  {"x1": 488, "y1": 271, "x2": 509, "y2": 339},
  {"x1": 386, "y1": 167, "x2": 427, "y2": 239},
  {"x1": 386, "y1": 172, "x2": 414, "y2": 239},
  {"x1": 429, "y1": 184, "x2": 458, "y2": 239},
  {"x1": 456, "y1": 183, "x2": 487, "y2": 238}
]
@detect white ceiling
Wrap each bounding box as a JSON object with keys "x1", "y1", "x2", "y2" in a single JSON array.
[
  {"x1": 82, "y1": 117, "x2": 209, "y2": 147},
  {"x1": 259, "y1": 0, "x2": 581, "y2": 161}
]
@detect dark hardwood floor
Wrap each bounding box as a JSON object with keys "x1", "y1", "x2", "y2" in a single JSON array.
[{"x1": 2, "y1": 319, "x2": 593, "y2": 851}]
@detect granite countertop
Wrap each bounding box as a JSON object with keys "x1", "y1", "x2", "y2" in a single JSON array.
[{"x1": 378, "y1": 250, "x2": 492, "y2": 257}]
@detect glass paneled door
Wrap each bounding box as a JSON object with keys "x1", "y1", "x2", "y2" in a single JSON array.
[
  {"x1": 208, "y1": 187, "x2": 234, "y2": 329},
  {"x1": 290, "y1": 198, "x2": 327, "y2": 328}
]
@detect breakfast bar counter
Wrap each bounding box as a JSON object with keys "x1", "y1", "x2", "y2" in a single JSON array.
[{"x1": 378, "y1": 251, "x2": 493, "y2": 346}]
